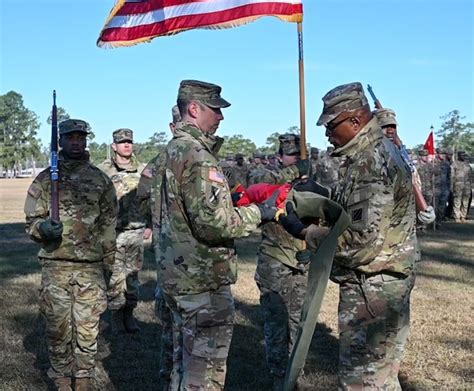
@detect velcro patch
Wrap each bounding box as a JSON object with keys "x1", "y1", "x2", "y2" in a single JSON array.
[
  {"x1": 352, "y1": 208, "x2": 363, "y2": 222},
  {"x1": 141, "y1": 168, "x2": 153, "y2": 178},
  {"x1": 27, "y1": 185, "x2": 42, "y2": 199},
  {"x1": 208, "y1": 168, "x2": 226, "y2": 184}
]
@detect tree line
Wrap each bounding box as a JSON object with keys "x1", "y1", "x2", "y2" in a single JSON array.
[{"x1": 1, "y1": 90, "x2": 473, "y2": 177}]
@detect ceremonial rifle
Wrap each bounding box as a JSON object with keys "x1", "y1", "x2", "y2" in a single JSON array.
[
  {"x1": 50, "y1": 91, "x2": 60, "y2": 221},
  {"x1": 367, "y1": 85, "x2": 429, "y2": 212}
]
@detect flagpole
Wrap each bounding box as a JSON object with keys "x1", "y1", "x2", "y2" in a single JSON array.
[
  {"x1": 297, "y1": 21, "x2": 307, "y2": 160},
  {"x1": 430, "y1": 125, "x2": 436, "y2": 230}
]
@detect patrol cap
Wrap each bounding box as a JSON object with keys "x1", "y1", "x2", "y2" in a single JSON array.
[
  {"x1": 59, "y1": 119, "x2": 90, "y2": 135},
  {"x1": 171, "y1": 105, "x2": 181, "y2": 123},
  {"x1": 253, "y1": 152, "x2": 265, "y2": 159},
  {"x1": 457, "y1": 150, "x2": 466, "y2": 156},
  {"x1": 178, "y1": 80, "x2": 231, "y2": 108},
  {"x1": 317, "y1": 82, "x2": 369, "y2": 126},
  {"x1": 278, "y1": 133, "x2": 301, "y2": 155},
  {"x1": 310, "y1": 147, "x2": 319, "y2": 154},
  {"x1": 374, "y1": 108, "x2": 398, "y2": 127},
  {"x1": 226, "y1": 155, "x2": 235, "y2": 161},
  {"x1": 235, "y1": 153, "x2": 244, "y2": 159},
  {"x1": 113, "y1": 128, "x2": 134, "y2": 143},
  {"x1": 418, "y1": 148, "x2": 429, "y2": 156}
]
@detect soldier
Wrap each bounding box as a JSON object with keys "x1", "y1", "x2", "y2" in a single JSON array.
[
  {"x1": 309, "y1": 147, "x2": 319, "y2": 175},
  {"x1": 433, "y1": 149, "x2": 451, "y2": 223},
  {"x1": 267, "y1": 154, "x2": 281, "y2": 172},
  {"x1": 252, "y1": 151, "x2": 266, "y2": 170},
  {"x1": 233, "y1": 153, "x2": 250, "y2": 188},
  {"x1": 252, "y1": 134, "x2": 328, "y2": 390},
  {"x1": 151, "y1": 80, "x2": 281, "y2": 390},
  {"x1": 136, "y1": 105, "x2": 181, "y2": 389},
  {"x1": 98, "y1": 128, "x2": 146, "y2": 333},
  {"x1": 315, "y1": 146, "x2": 340, "y2": 193},
  {"x1": 281, "y1": 83, "x2": 418, "y2": 390},
  {"x1": 451, "y1": 150, "x2": 472, "y2": 222},
  {"x1": 25, "y1": 119, "x2": 117, "y2": 391}
]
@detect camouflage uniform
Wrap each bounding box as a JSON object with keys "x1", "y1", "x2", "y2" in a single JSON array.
[
  {"x1": 98, "y1": 129, "x2": 146, "y2": 312},
  {"x1": 24, "y1": 119, "x2": 117, "y2": 385},
  {"x1": 252, "y1": 134, "x2": 307, "y2": 385},
  {"x1": 233, "y1": 154, "x2": 250, "y2": 188},
  {"x1": 433, "y1": 155, "x2": 451, "y2": 221},
  {"x1": 451, "y1": 153, "x2": 473, "y2": 221},
  {"x1": 137, "y1": 149, "x2": 175, "y2": 387},
  {"x1": 315, "y1": 151, "x2": 340, "y2": 192},
  {"x1": 416, "y1": 151, "x2": 434, "y2": 206},
  {"x1": 317, "y1": 83, "x2": 418, "y2": 390},
  {"x1": 151, "y1": 80, "x2": 263, "y2": 390}
]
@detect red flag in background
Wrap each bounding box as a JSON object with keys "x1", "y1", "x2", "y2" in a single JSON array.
[
  {"x1": 423, "y1": 131, "x2": 435, "y2": 155},
  {"x1": 97, "y1": 0, "x2": 304, "y2": 48}
]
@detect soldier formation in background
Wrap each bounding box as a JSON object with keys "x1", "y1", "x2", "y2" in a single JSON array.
[{"x1": 24, "y1": 81, "x2": 472, "y2": 391}]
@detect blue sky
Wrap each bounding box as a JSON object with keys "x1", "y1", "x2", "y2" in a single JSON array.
[{"x1": 1, "y1": 0, "x2": 472, "y2": 151}]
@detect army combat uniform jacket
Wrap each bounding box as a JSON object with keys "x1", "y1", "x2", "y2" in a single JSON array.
[
  {"x1": 152, "y1": 123, "x2": 262, "y2": 296},
  {"x1": 25, "y1": 153, "x2": 118, "y2": 264},
  {"x1": 331, "y1": 117, "x2": 419, "y2": 280}
]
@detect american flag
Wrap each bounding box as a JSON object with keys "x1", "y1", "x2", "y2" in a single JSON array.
[{"x1": 97, "y1": 0, "x2": 303, "y2": 48}]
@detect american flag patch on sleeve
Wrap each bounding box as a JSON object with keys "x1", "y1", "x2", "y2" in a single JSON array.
[{"x1": 208, "y1": 168, "x2": 226, "y2": 184}]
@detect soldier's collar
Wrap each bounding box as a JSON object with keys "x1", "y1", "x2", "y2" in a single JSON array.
[{"x1": 176, "y1": 122, "x2": 224, "y2": 155}]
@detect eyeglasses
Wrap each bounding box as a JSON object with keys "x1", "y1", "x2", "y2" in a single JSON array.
[{"x1": 325, "y1": 115, "x2": 352, "y2": 134}]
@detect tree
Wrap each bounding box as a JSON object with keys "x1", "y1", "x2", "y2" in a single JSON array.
[
  {"x1": 0, "y1": 91, "x2": 42, "y2": 177},
  {"x1": 437, "y1": 110, "x2": 474, "y2": 156},
  {"x1": 259, "y1": 132, "x2": 280, "y2": 156},
  {"x1": 134, "y1": 131, "x2": 169, "y2": 163},
  {"x1": 88, "y1": 142, "x2": 109, "y2": 164},
  {"x1": 218, "y1": 134, "x2": 257, "y2": 158}
]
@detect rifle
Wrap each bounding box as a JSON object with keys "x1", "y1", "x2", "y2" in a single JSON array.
[
  {"x1": 367, "y1": 85, "x2": 429, "y2": 213},
  {"x1": 50, "y1": 91, "x2": 60, "y2": 221}
]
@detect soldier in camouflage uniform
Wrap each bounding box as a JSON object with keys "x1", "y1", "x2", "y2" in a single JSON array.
[
  {"x1": 451, "y1": 151, "x2": 472, "y2": 222},
  {"x1": 98, "y1": 128, "x2": 146, "y2": 333},
  {"x1": 150, "y1": 80, "x2": 282, "y2": 390},
  {"x1": 315, "y1": 146, "x2": 340, "y2": 192},
  {"x1": 24, "y1": 119, "x2": 118, "y2": 391},
  {"x1": 416, "y1": 149, "x2": 434, "y2": 206},
  {"x1": 283, "y1": 83, "x2": 418, "y2": 390},
  {"x1": 232, "y1": 153, "x2": 250, "y2": 188},
  {"x1": 136, "y1": 106, "x2": 181, "y2": 389},
  {"x1": 433, "y1": 149, "x2": 451, "y2": 222},
  {"x1": 309, "y1": 147, "x2": 319, "y2": 176},
  {"x1": 252, "y1": 134, "x2": 324, "y2": 389}
]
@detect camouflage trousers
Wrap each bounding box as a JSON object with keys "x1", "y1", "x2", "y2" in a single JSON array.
[
  {"x1": 155, "y1": 285, "x2": 173, "y2": 388},
  {"x1": 338, "y1": 272, "x2": 416, "y2": 391},
  {"x1": 107, "y1": 228, "x2": 144, "y2": 310},
  {"x1": 435, "y1": 190, "x2": 450, "y2": 221},
  {"x1": 39, "y1": 261, "x2": 107, "y2": 380},
  {"x1": 164, "y1": 285, "x2": 235, "y2": 391},
  {"x1": 255, "y1": 255, "x2": 308, "y2": 378},
  {"x1": 452, "y1": 187, "x2": 471, "y2": 221}
]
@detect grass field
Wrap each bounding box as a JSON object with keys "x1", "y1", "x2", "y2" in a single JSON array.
[{"x1": 0, "y1": 178, "x2": 473, "y2": 390}]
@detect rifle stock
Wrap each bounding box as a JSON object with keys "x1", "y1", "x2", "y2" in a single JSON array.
[
  {"x1": 50, "y1": 91, "x2": 60, "y2": 221},
  {"x1": 367, "y1": 85, "x2": 429, "y2": 213}
]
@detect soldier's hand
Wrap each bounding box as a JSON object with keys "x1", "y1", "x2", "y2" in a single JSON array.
[
  {"x1": 143, "y1": 228, "x2": 153, "y2": 240},
  {"x1": 38, "y1": 219, "x2": 63, "y2": 241},
  {"x1": 295, "y1": 159, "x2": 311, "y2": 178},
  {"x1": 279, "y1": 203, "x2": 306, "y2": 238},
  {"x1": 256, "y1": 190, "x2": 280, "y2": 223},
  {"x1": 417, "y1": 205, "x2": 436, "y2": 224},
  {"x1": 293, "y1": 178, "x2": 329, "y2": 198}
]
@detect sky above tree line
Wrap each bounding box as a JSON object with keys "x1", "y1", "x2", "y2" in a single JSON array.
[{"x1": 1, "y1": 0, "x2": 472, "y2": 151}]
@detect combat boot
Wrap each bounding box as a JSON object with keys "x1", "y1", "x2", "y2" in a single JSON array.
[
  {"x1": 75, "y1": 377, "x2": 96, "y2": 391},
  {"x1": 123, "y1": 306, "x2": 140, "y2": 333},
  {"x1": 110, "y1": 309, "x2": 125, "y2": 334},
  {"x1": 53, "y1": 377, "x2": 72, "y2": 391}
]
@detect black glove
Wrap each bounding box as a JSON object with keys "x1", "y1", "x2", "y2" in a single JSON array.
[
  {"x1": 256, "y1": 190, "x2": 280, "y2": 223},
  {"x1": 38, "y1": 219, "x2": 63, "y2": 241},
  {"x1": 295, "y1": 249, "x2": 312, "y2": 265},
  {"x1": 279, "y1": 203, "x2": 306, "y2": 238},
  {"x1": 231, "y1": 192, "x2": 243, "y2": 207},
  {"x1": 293, "y1": 178, "x2": 329, "y2": 198},
  {"x1": 295, "y1": 159, "x2": 310, "y2": 177}
]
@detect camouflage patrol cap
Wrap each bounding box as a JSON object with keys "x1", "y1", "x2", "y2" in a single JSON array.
[
  {"x1": 418, "y1": 148, "x2": 429, "y2": 156},
  {"x1": 235, "y1": 153, "x2": 244, "y2": 159},
  {"x1": 59, "y1": 119, "x2": 90, "y2": 135},
  {"x1": 317, "y1": 82, "x2": 369, "y2": 126},
  {"x1": 171, "y1": 105, "x2": 181, "y2": 123},
  {"x1": 278, "y1": 133, "x2": 301, "y2": 155},
  {"x1": 113, "y1": 128, "x2": 134, "y2": 143},
  {"x1": 457, "y1": 150, "x2": 466, "y2": 156},
  {"x1": 253, "y1": 152, "x2": 265, "y2": 159},
  {"x1": 178, "y1": 80, "x2": 231, "y2": 108},
  {"x1": 374, "y1": 108, "x2": 398, "y2": 127},
  {"x1": 310, "y1": 147, "x2": 319, "y2": 154}
]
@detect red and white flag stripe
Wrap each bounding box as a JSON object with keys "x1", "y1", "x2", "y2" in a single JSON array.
[{"x1": 97, "y1": 0, "x2": 303, "y2": 48}]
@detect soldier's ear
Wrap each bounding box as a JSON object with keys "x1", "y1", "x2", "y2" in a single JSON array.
[
  {"x1": 188, "y1": 101, "x2": 200, "y2": 119},
  {"x1": 58, "y1": 137, "x2": 64, "y2": 148}
]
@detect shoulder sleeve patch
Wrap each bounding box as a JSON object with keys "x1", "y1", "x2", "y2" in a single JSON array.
[
  {"x1": 27, "y1": 184, "x2": 42, "y2": 199},
  {"x1": 141, "y1": 168, "x2": 153, "y2": 179},
  {"x1": 208, "y1": 168, "x2": 226, "y2": 184}
]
